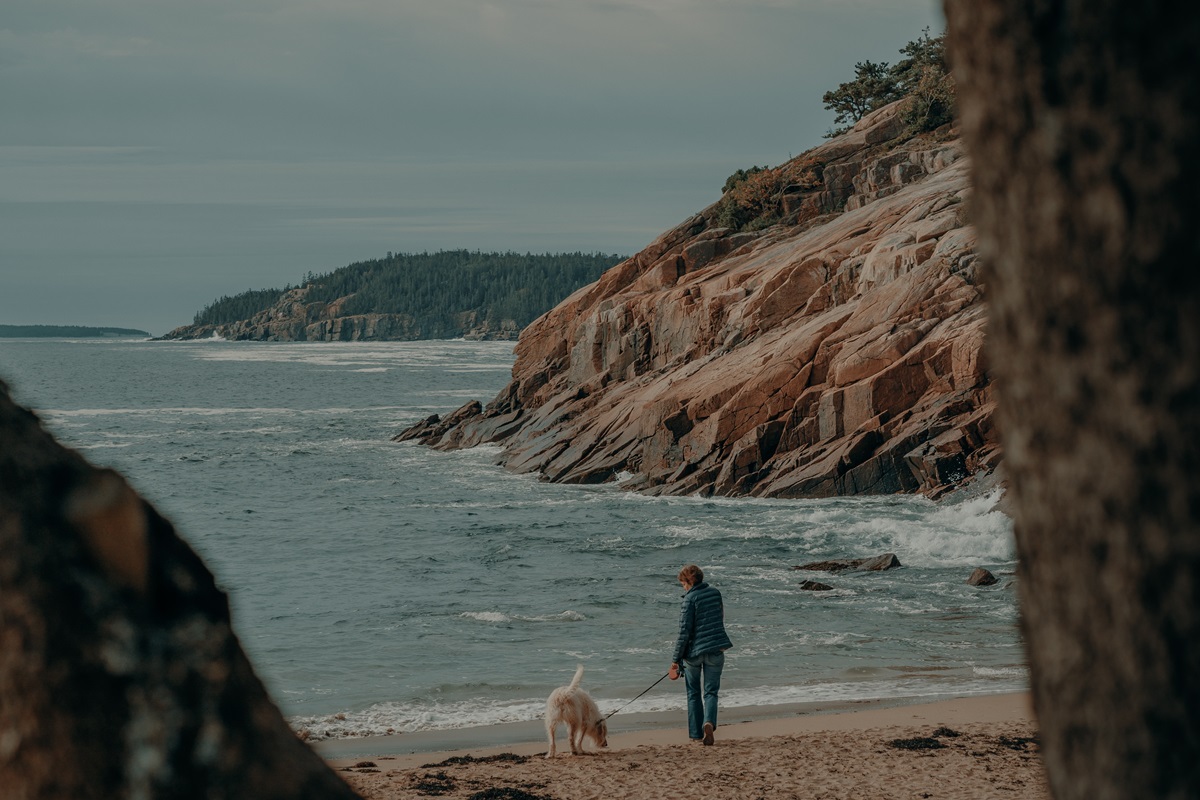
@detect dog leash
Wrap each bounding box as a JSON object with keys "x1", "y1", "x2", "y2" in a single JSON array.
[{"x1": 604, "y1": 672, "x2": 672, "y2": 720}]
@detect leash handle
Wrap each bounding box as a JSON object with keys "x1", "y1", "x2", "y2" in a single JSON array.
[{"x1": 604, "y1": 671, "x2": 671, "y2": 720}]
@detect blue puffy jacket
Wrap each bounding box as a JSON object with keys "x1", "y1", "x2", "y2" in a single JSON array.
[{"x1": 672, "y1": 582, "x2": 733, "y2": 662}]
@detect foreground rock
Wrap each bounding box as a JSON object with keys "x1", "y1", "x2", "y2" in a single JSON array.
[
  {"x1": 0, "y1": 381, "x2": 361, "y2": 798},
  {"x1": 399, "y1": 103, "x2": 998, "y2": 499}
]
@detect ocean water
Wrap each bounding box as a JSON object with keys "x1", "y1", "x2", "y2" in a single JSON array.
[{"x1": 0, "y1": 338, "x2": 1024, "y2": 741}]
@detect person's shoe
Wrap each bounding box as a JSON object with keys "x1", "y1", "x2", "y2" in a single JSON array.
[{"x1": 702, "y1": 722, "x2": 714, "y2": 746}]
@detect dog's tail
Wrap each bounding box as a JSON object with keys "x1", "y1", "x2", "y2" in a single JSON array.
[{"x1": 568, "y1": 664, "x2": 584, "y2": 691}]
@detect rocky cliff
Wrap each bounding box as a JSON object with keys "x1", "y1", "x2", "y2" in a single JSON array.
[
  {"x1": 160, "y1": 290, "x2": 521, "y2": 342},
  {"x1": 400, "y1": 102, "x2": 998, "y2": 499}
]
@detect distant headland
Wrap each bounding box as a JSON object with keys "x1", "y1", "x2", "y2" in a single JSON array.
[
  {"x1": 0, "y1": 325, "x2": 150, "y2": 338},
  {"x1": 159, "y1": 250, "x2": 626, "y2": 342}
]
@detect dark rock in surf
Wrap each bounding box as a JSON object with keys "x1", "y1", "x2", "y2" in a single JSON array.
[
  {"x1": 794, "y1": 552, "x2": 901, "y2": 572},
  {"x1": 799, "y1": 580, "x2": 834, "y2": 591},
  {"x1": 794, "y1": 559, "x2": 863, "y2": 572},
  {"x1": 857, "y1": 553, "x2": 902, "y2": 571},
  {"x1": 392, "y1": 401, "x2": 482, "y2": 447},
  {"x1": 394, "y1": 414, "x2": 441, "y2": 442},
  {"x1": 967, "y1": 567, "x2": 998, "y2": 586}
]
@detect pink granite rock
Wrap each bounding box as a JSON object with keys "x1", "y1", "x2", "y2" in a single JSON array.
[{"x1": 400, "y1": 105, "x2": 997, "y2": 498}]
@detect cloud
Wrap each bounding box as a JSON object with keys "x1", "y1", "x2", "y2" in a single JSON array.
[{"x1": 0, "y1": 0, "x2": 943, "y2": 331}]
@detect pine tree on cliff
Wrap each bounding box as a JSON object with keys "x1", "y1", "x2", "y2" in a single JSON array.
[
  {"x1": 821, "y1": 28, "x2": 952, "y2": 137},
  {"x1": 946, "y1": 1, "x2": 1200, "y2": 796}
]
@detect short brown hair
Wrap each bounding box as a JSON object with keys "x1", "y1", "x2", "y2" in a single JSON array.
[{"x1": 678, "y1": 564, "x2": 704, "y2": 585}]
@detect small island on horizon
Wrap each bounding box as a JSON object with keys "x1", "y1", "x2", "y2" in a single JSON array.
[
  {"x1": 159, "y1": 250, "x2": 625, "y2": 343},
  {"x1": 0, "y1": 324, "x2": 150, "y2": 339}
]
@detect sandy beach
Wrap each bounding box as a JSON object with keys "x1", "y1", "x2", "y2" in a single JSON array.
[{"x1": 327, "y1": 693, "x2": 1048, "y2": 799}]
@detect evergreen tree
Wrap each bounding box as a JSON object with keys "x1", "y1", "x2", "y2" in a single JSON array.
[
  {"x1": 193, "y1": 288, "x2": 286, "y2": 326},
  {"x1": 189, "y1": 251, "x2": 625, "y2": 339},
  {"x1": 821, "y1": 60, "x2": 902, "y2": 128},
  {"x1": 821, "y1": 28, "x2": 953, "y2": 136}
]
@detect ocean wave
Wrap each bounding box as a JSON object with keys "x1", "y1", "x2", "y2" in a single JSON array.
[
  {"x1": 637, "y1": 494, "x2": 1011, "y2": 568},
  {"x1": 39, "y1": 405, "x2": 415, "y2": 419},
  {"x1": 791, "y1": 631, "x2": 868, "y2": 647},
  {"x1": 291, "y1": 697, "x2": 549, "y2": 741},
  {"x1": 609, "y1": 495, "x2": 1006, "y2": 566},
  {"x1": 184, "y1": 341, "x2": 515, "y2": 369},
  {"x1": 775, "y1": 491, "x2": 1015, "y2": 568},
  {"x1": 460, "y1": 611, "x2": 510, "y2": 623},
  {"x1": 460, "y1": 610, "x2": 587, "y2": 624},
  {"x1": 970, "y1": 664, "x2": 1027, "y2": 677},
  {"x1": 289, "y1": 673, "x2": 1029, "y2": 741},
  {"x1": 14, "y1": 339, "x2": 1022, "y2": 749}
]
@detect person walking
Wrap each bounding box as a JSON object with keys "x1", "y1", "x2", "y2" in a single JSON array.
[{"x1": 669, "y1": 564, "x2": 732, "y2": 745}]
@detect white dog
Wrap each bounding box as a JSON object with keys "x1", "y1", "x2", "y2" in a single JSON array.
[{"x1": 545, "y1": 664, "x2": 608, "y2": 758}]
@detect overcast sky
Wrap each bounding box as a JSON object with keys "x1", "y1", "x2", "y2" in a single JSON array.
[{"x1": 1, "y1": 0, "x2": 942, "y2": 335}]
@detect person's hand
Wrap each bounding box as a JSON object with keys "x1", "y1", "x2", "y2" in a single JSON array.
[{"x1": 669, "y1": 663, "x2": 680, "y2": 680}]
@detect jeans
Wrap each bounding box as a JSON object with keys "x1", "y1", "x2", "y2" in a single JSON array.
[{"x1": 682, "y1": 650, "x2": 724, "y2": 739}]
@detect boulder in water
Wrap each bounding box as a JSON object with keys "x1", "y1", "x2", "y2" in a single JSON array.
[
  {"x1": 967, "y1": 567, "x2": 998, "y2": 586},
  {"x1": 793, "y1": 559, "x2": 862, "y2": 572},
  {"x1": 857, "y1": 553, "x2": 902, "y2": 571},
  {"x1": 799, "y1": 580, "x2": 834, "y2": 591},
  {"x1": 793, "y1": 552, "x2": 901, "y2": 572}
]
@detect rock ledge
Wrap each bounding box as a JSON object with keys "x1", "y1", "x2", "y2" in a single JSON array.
[{"x1": 399, "y1": 103, "x2": 998, "y2": 499}]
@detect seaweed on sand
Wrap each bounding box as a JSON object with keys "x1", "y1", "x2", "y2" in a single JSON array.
[
  {"x1": 467, "y1": 789, "x2": 554, "y2": 800},
  {"x1": 422, "y1": 752, "x2": 530, "y2": 768},
  {"x1": 413, "y1": 770, "x2": 457, "y2": 796},
  {"x1": 888, "y1": 736, "x2": 946, "y2": 750}
]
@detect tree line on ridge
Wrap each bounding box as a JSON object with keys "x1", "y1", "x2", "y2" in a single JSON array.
[{"x1": 191, "y1": 250, "x2": 626, "y2": 336}]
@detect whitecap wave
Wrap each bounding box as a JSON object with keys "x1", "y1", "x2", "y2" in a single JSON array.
[
  {"x1": 971, "y1": 664, "x2": 1027, "y2": 677},
  {"x1": 460, "y1": 610, "x2": 587, "y2": 624},
  {"x1": 289, "y1": 672, "x2": 1030, "y2": 741},
  {"x1": 777, "y1": 490, "x2": 1015, "y2": 568},
  {"x1": 184, "y1": 340, "x2": 515, "y2": 369},
  {"x1": 39, "y1": 405, "x2": 412, "y2": 418},
  {"x1": 291, "y1": 697, "x2": 549, "y2": 741},
  {"x1": 460, "y1": 611, "x2": 511, "y2": 623}
]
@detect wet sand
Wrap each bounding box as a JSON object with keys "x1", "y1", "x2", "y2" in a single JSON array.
[{"x1": 327, "y1": 692, "x2": 1048, "y2": 799}]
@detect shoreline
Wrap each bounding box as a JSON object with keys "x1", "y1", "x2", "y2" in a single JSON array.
[
  {"x1": 328, "y1": 692, "x2": 1046, "y2": 799},
  {"x1": 321, "y1": 690, "x2": 1033, "y2": 767}
]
